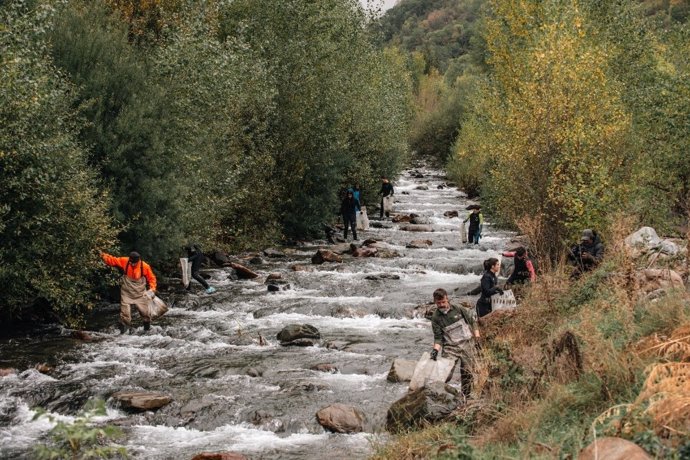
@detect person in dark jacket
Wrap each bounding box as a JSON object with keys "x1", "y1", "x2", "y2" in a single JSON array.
[
  {"x1": 463, "y1": 208, "x2": 483, "y2": 244},
  {"x1": 476, "y1": 258, "x2": 503, "y2": 317},
  {"x1": 568, "y1": 229, "x2": 605, "y2": 278},
  {"x1": 378, "y1": 177, "x2": 394, "y2": 218},
  {"x1": 502, "y1": 246, "x2": 536, "y2": 286},
  {"x1": 340, "y1": 189, "x2": 360, "y2": 241},
  {"x1": 429, "y1": 288, "x2": 480, "y2": 397},
  {"x1": 185, "y1": 244, "x2": 216, "y2": 294}
]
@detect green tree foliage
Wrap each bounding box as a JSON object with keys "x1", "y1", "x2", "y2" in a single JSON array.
[
  {"x1": 219, "y1": 0, "x2": 411, "y2": 237},
  {"x1": 0, "y1": 2, "x2": 117, "y2": 326},
  {"x1": 450, "y1": 0, "x2": 635, "y2": 254}
]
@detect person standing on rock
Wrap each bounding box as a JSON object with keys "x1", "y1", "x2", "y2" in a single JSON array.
[
  {"x1": 185, "y1": 243, "x2": 216, "y2": 294},
  {"x1": 476, "y1": 258, "x2": 503, "y2": 318},
  {"x1": 101, "y1": 251, "x2": 157, "y2": 333},
  {"x1": 463, "y1": 207, "x2": 483, "y2": 244},
  {"x1": 429, "y1": 288, "x2": 480, "y2": 398},
  {"x1": 378, "y1": 177, "x2": 394, "y2": 219},
  {"x1": 341, "y1": 189, "x2": 360, "y2": 241}
]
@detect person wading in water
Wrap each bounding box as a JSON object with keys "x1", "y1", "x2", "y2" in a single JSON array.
[{"x1": 101, "y1": 251, "x2": 157, "y2": 333}]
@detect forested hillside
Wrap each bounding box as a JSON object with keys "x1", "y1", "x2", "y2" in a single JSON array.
[{"x1": 0, "y1": 0, "x2": 412, "y2": 325}]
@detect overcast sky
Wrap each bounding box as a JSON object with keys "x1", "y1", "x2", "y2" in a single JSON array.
[{"x1": 360, "y1": 0, "x2": 398, "y2": 13}]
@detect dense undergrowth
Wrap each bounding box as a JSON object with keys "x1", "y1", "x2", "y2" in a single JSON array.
[{"x1": 373, "y1": 221, "x2": 690, "y2": 459}]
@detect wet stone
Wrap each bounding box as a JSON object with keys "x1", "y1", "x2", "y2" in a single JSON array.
[
  {"x1": 249, "y1": 256, "x2": 265, "y2": 265},
  {"x1": 365, "y1": 274, "x2": 401, "y2": 281},
  {"x1": 316, "y1": 403, "x2": 365, "y2": 434},
  {"x1": 310, "y1": 364, "x2": 339, "y2": 373},
  {"x1": 192, "y1": 452, "x2": 248, "y2": 460},
  {"x1": 112, "y1": 391, "x2": 172, "y2": 411},
  {"x1": 277, "y1": 324, "x2": 321, "y2": 346},
  {"x1": 387, "y1": 359, "x2": 417, "y2": 383},
  {"x1": 263, "y1": 248, "x2": 286, "y2": 258}
]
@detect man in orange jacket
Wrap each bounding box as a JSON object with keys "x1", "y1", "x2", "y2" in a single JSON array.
[{"x1": 101, "y1": 251, "x2": 157, "y2": 333}]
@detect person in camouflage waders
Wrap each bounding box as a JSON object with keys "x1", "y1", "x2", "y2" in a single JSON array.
[{"x1": 429, "y1": 288, "x2": 480, "y2": 398}]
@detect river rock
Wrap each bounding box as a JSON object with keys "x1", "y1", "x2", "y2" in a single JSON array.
[
  {"x1": 265, "y1": 273, "x2": 282, "y2": 281},
  {"x1": 249, "y1": 256, "x2": 265, "y2": 265},
  {"x1": 361, "y1": 238, "x2": 379, "y2": 246},
  {"x1": 437, "y1": 184, "x2": 445, "y2": 189},
  {"x1": 386, "y1": 382, "x2": 461, "y2": 433},
  {"x1": 625, "y1": 227, "x2": 680, "y2": 256},
  {"x1": 229, "y1": 262, "x2": 259, "y2": 279},
  {"x1": 352, "y1": 247, "x2": 377, "y2": 258},
  {"x1": 290, "y1": 264, "x2": 311, "y2": 272},
  {"x1": 330, "y1": 243, "x2": 353, "y2": 255},
  {"x1": 209, "y1": 251, "x2": 232, "y2": 267},
  {"x1": 263, "y1": 248, "x2": 286, "y2": 258},
  {"x1": 416, "y1": 185, "x2": 429, "y2": 190},
  {"x1": 246, "y1": 367, "x2": 263, "y2": 377},
  {"x1": 370, "y1": 221, "x2": 392, "y2": 229},
  {"x1": 401, "y1": 191, "x2": 410, "y2": 195},
  {"x1": 267, "y1": 283, "x2": 290, "y2": 292},
  {"x1": 277, "y1": 324, "x2": 321, "y2": 346},
  {"x1": 365, "y1": 273, "x2": 401, "y2": 281},
  {"x1": 376, "y1": 248, "x2": 400, "y2": 259},
  {"x1": 310, "y1": 364, "x2": 339, "y2": 373},
  {"x1": 112, "y1": 391, "x2": 172, "y2": 411},
  {"x1": 444, "y1": 210, "x2": 459, "y2": 218},
  {"x1": 387, "y1": 359, "x2": 417, "y2": 383},
  {"x1": 636, "y1": 268, "x2": 684, "y2": 293},
  {"x1": 316, "y1": 403, "x2": 365, "y2": 433},
  {"x1": 311, "y1": 249, "x2": 343, "y2": 264},
  {"x1": 0, "y1": 368, "x2": 16, "y2": 377},
  {"x1": 578, "y1": 437, "x2": 652, "y2": 460},
  {"x1": 192, "y1": 453, "x2": 248, "y2": 460},
  {"x1": 326, "y1": 341, "x2": 349, "y2": 350},
  {"x1": 35, "y1": 363, "x2": 54, "y2": 374},
  {"x1": 400, "y1": 224, "x2": 434, "y2": 233},
  {"x1": 411, "y1": 216, "x2": 431, "y2": 225},
  {"x1": 392, "y1": 214, "x2": 411, "y2": 223},
  {"x1": 406, "y1": 239, "x2": 433, "y2": 249},
  {"x1": 71, "y1": 330, "x2": 93, "y2": 341}
]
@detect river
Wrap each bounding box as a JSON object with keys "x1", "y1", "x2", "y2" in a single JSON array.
[{"x1": 0, "y1": 166, "x2": 512, "y2": 460}]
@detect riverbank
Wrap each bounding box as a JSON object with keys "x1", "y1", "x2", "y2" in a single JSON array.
[{"x1": 373, "y1": 224, "x2": 690, "y2": 459}]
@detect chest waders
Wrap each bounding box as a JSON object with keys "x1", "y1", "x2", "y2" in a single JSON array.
[
  {"x1": 119, "y1": 262, "x2": 151, "y2": 327},
  {"x1": 441, "y1": 316, "x2": 476, "y2": 398}
]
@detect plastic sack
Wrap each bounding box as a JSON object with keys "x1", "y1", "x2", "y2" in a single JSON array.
[
  {"x1": 382, "y1": 196, "x2": 394, "y2": 213},
  {"x1": 148, "y1": 296, "x2": 169, "y2": 320},
  {"x1": 409, "y1": 351, "x2": 455, "y2": 391},
  {"x1": 180, "y1": 257, "x2": 192, "y2": 288},
  {"x1": 491, "y1": 289, "x2": 517, "y2": 311},
  {"x1": 459, "y1": 221, "x2": 467, "y2": 243},
  {"x1": 356, "y1": 206, "x2": 370, "y2": 230}
]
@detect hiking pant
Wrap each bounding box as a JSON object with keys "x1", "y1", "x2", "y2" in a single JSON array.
[
  {"x1": 343, "y1": 213, "x2": 357, "y2": 240},
  {"x1": 192, "y1": 271, "x2": 210, "y2": 289},
  {"x1": 120, "y1": 275, "x2": 151, "y2": 326}
]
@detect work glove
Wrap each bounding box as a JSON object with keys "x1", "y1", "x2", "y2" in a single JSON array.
[
  {"x1": 496, "y1": 288, "x2": 504, "y2": 296},
  {"x1": 145, "y1": 289, "x2": 155, "y2": 300},
  {"x1": 474, "y1": 337, "x2": 483, "y2": 351},
  {"x1": 430, "y1": 349, "x2": 439, "y2": 361}
]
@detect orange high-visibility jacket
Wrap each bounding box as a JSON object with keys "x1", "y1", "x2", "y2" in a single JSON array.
[{"x1": 101, "y1": 253, "x2": 157, "y2": 291}]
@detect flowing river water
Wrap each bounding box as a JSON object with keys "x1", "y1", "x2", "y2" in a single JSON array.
[{"x1": 0, "y1": 166, "x2": 513, "y2": 460}]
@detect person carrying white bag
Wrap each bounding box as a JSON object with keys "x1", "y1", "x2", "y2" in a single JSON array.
[{"x1": 428, "y1": 288, "x2": 480, "y2": 398}]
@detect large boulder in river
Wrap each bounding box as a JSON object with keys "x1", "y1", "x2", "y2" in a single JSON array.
[
  {"x1": 400, "y1": 224, "x2": 434, "y2": 233},
  {"x1": 112, "y1": 391, "x2": 172, "y2": 411},
  {"x1": 311, "y1": 249, "x2": 343, "y2": 264},
  {"x1": 387, "y1": 359, "x2": 417, "y2": 383},
  {"x1": 386, "y1": 382, "x2": 461, "y2": 433},
  {"x1": 352, "y1": 247, "x2": 377, "y2": 258},
  {"x1": 192, "y1": 453, "x2": 248, "y2": 460},
  {"x1": 330, "y1": 243, "x2": 353, "y2": 255},
  {"x1": 277, "y1": 324, "x2": 321, "y2": 346},
  {"x1": 316, "y1": 403, "x2": 365, "y2": 433},
  {"x1": 229, "y1": 262, "x2": 259, "y2": 280},
  {"x1": 208, "y1": 251, "x2": 232, "y2": 267},
  {"x1": 578, "y1": 437, "x2": 651, "y2": 460}
]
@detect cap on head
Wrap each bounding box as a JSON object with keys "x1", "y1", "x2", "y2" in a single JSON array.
[
  {"x1": 581, "y1": 229, "x2": 594, "y2": 242},
  {"x1": 129, "y1": 251, "x2": 141, "y2": 263}
]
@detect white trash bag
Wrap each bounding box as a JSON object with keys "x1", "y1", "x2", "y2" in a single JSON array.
[
  {"x1": 491, "y1": 289, "x2": 517, "y2": 311},
  {"x1": 180, "y1": 257, "x2": 192, "y2": 288},
  {"x1": 459, "y1": 221, "x2": 467, "y2": 243},
  {"x1": 409, "y1": 351, "x2": 455, "y2": 391},
  {"x1": 356, "y1": 206, "x2": 370, "y2": 231},
  {"x1": 382, "y1": 196, "x2": 394, "y2": 214},
  {"x1": 148, "y1": 296, "x2": 169, "y2": 320}
]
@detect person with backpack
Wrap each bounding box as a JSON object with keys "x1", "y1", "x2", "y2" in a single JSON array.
[
  {"x1": 185, "y1": 244, "x2": 216, "y2": 294},
  {"x1": 429, "y1": 288, "x2": 480, "y2": 398},
  {"x1": 502, "y1": 246, "x2": 536, "y2": 286},
  {"x1": 340, "y1": 189, "x2": 360, "y2": 241},
  {"x1": 101, "y1": 251, "x2": 157, "y2": 333},
  {"x1": 463, "y1": 207, "x2": 483, "y2": 244},
  {"x1": 568, "y1": 229, "x2": 605, "y2": 278}
]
